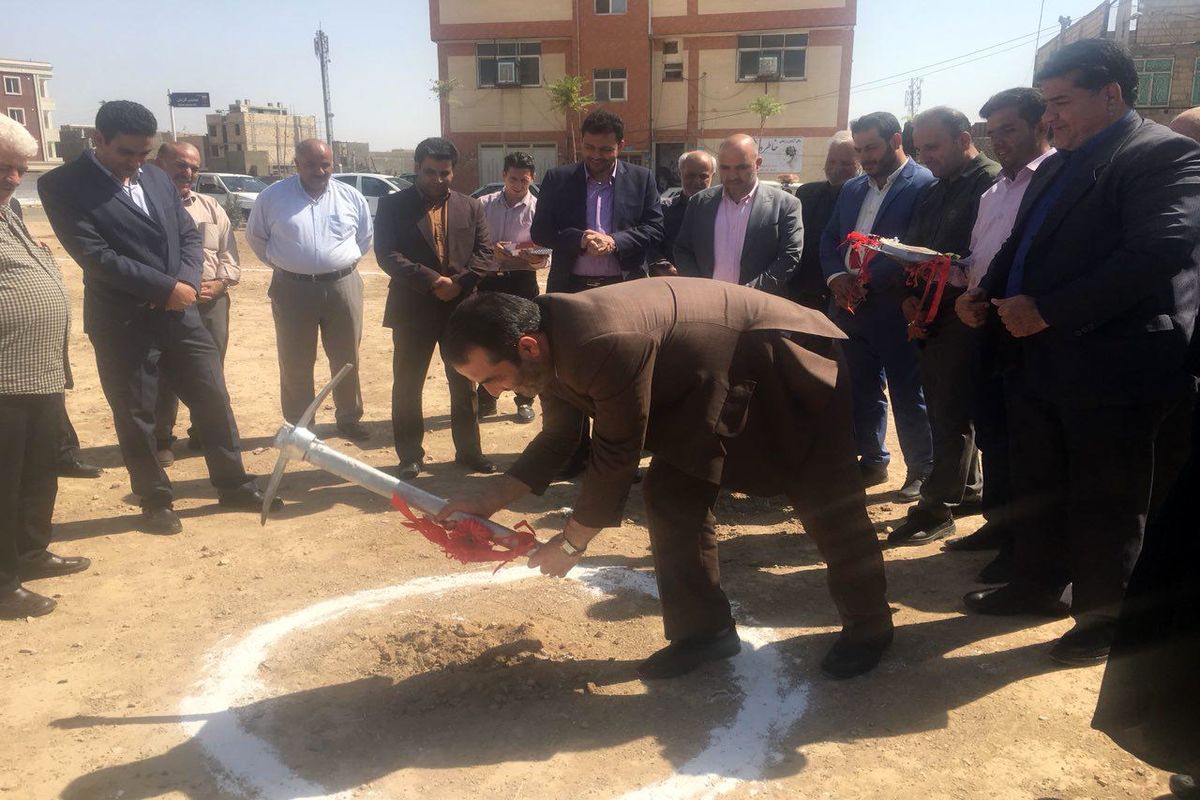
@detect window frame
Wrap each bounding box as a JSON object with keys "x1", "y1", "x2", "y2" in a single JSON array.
[
  {"x1": 476, "y1": 41, "x2": 543, "y2": 89},
  {"x1": 735, "y1": 32, "x2": 808, "y2": 83},
  {"x1": 593, "y1": 68, "x2": 628, "y2": 102},
  {"x1": 595, "y1": 0, "x2": 627, "y2": 14},
  {"x1": 7, "y1": 107, "x2": 25, "y2": 125},
  {"x1": 1133, "y1": 57, "x2": 1174, "y2": 107},
  {"x1": 3, "y1": 76, "x2": 20, "y2": 95},
  {"x1": 1193, "y1": 57, "x2": 1200, "y2": 106},
  {"x1": 663, "y1": 62, "x2": 684, "y2": 81}
]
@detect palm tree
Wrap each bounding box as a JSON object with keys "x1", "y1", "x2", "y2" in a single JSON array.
[{"x1": 546, "y1": 75, "x2": 595, "y2": 164}]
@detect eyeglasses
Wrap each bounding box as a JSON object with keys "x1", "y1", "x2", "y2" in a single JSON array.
[{"x1": 175, "y1": 161, "x2": 201, "y2": 173}]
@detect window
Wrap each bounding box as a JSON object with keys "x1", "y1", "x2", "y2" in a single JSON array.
[
  {"x1": 197, "y1": 176, "x2": 222, "y2": 194},
  {"x1": 361, "y1": 176, "x2": 394, "y2": 197},
  {"x1": 210, "y1": 145, "x2": 220, "y2": 157},
  {"x1": 737, "y1": 33, "x2": 808, "y2": 82},
  {"x1": 1134, "y1": 58, "x2": 1173, "y2": 106},
  {"x1": 335, "y1": 176, "x2": 356, "y2": 187},
  {"x1": 1193, "y1": 58, "x2": 1200, "y2": 106},
  {"x1": 3, "y1": 76, "x2": 19, "y2": 95},
  {"x1": 209, "y1": 125, "x2": 218, "y2": 137},
  {"x1": 234, "y1": 123, "x2": 241, "y2": 136},
  {"x1": 38, "y1": 78, "x2": 47, "y2": 98},
  {"x1": 595, "y1": 0, "x2": 626, "y2": 13},
  {"x1": 7, "y1": 108, "x2": 25, "y2": 125},
  {"x1": 593, "y1": 68, "x2": 627, "y2": 102},
  {"x1": 477, "y1": 41, "x2": 542, "y2": 88},
  {"x1": 663, "y1": 40, "x2": 680, "y2": 55},
  {"x1": 664, "y1": 62, "x2": 683, "y2": 81}
]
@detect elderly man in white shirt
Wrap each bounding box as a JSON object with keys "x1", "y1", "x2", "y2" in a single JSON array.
[{"x1": 246, "y1": 139, "x2": 373, "y2": 440}]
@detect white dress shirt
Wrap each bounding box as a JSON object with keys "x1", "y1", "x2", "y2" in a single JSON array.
[
  {"x1": 87, "y1": 150, "x2": 149, "y2": 217},
  {"x1": 245, "y1": 175, "x2": 373, "y2": 275}
]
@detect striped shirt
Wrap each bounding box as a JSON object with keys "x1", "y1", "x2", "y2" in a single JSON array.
[{"x1": 0, "y1": 203, "x2": 70, "y2": 394}]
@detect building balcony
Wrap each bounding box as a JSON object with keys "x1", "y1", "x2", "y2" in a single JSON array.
[{"x1": 39, "y1": 96, "x2": 55, "y2": 111}]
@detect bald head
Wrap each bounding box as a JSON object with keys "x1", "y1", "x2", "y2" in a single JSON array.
[
  {"x1": 677, "y1": 150, "x2": 715, "y2": 198},
  {"x1": 295, "y1": 138, "x2": 333, "y2": 196},
  {"x1": 154, "y1": 140, "x2": 202, "y2": 195},
  {"x1": 717, "y1": 134, "x2": 762, "y2": 200},
  {"x1": 1169, "y1": 107, "x2": 1200, "y2": 144}
]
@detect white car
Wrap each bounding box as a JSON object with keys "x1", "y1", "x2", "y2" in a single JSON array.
[
  {"x1": 194, "y1": 172, "x2": 268, "y2": 218},
  {"x1": 333, "y1": 173, "x2": 412, "y2": 215}
]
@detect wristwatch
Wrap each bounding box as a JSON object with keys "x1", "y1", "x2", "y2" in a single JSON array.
[{"x1": 560, "y1": 534, "x2": 587, "y2": 556}]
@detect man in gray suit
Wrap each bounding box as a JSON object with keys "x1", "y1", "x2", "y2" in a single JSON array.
[{"x1": 673, "y1": 134, "x2": 802, "y2": 295}]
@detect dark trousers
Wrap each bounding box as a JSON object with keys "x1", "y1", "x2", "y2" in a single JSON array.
[
  {"x1": 55, "y1": 393, "x2": 82, "y2": 466},
  {"x1": 972, "y1": 368, "x2": 1013, "y2": 530},
  {"x1": 835, "y1": 302, "x2": 934, "y2": 474},
  {"x1": 477, "y1": 270, "x2": 539, "y2": 409},
  {"x1": 89, "y1": 306, "x2": 250, "y2": 510},
  {"x1": 0, "y1": 395, "x2": 61, "y2": 591},
  {"x1": 155, "y1": 292, "x2": 231, "y2": 444},
  {"x1": 914, "y1": 309, "x2": 982, "y2": 517},
  {"x1": 390, "y1": 296, "x2": 482, "y2": 463},
  {"x1": 1007, "y1": 376, "x2": 1194, "y2": 625}
]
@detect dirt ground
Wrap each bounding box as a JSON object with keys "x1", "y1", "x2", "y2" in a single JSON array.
[{"x1": 0, "y1": 208, "x2": 1175, "y2": 800}]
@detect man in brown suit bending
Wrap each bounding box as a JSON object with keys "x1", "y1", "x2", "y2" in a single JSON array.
[{"x1": 437, "y1": 278, "x2": 893, "y2": 680}]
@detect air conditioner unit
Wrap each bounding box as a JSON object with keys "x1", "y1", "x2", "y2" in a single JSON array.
[
  {"x1": 757, "y1": 56, "x2": 781, "y2": 80},
  {"x1": 497, "y1": 61, "x2": 519, "y2": 86}
]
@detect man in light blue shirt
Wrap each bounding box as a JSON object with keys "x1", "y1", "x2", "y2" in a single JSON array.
[{"x1": 246, "y1": 139, "x2": 373, "y2": 439}]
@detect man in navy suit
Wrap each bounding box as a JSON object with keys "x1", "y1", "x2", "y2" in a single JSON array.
[
  {"x1": 39, "y1": 101, "x2": 278, "y2": 535},
  {"x1": 531, "y1": 109, "x2": 664, "y2": 477},
  {"x1": 820, "y1": 112, "x2": 936, "y2": 500}
]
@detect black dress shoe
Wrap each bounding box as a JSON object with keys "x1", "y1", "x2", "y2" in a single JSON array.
[
  {"x1": 1170, "y1": 774, "x2": 1198, "y2": 799},
  {"x1": 820, "y1": 629, "x2": 894, "y2": 679},
  {"x1": 186, "y1": 435, "x2": 204, "y2": 451},
  {"x1": 336, "y1": 421, "x2": 371, "y2": 442},
  {"x1": 0, "y1": 586, "x2": 56, "y2": 619},
  {"x1": 455, "y1": 455, "x2": 497, "y2": 474},
  {"x1": 887, "y1": 512, "x2": 954, "y2": 546},
  {"x1": 141, "y1": 507, "x2": 183, "y2": 535},
  {"x1": 19, "y1": 553, "x2": 91, "y2": 581},
  {"x1": 859, "y1": 460, "x2": 888, "y2": 488},
  {"x1": 976, "y1": 548, "x2": 1015, "y2": 584},
  {"x1": 556, "y1": 459, "x2": 587, "y2": 481},
  {"x1": 219, "y1": 484, "x2": 283, "y2": 512},
  {"x1": 515, "y1": 403, "x2": 536, "y2": 423},
  {"x1": 963, "y1": 583, "x2": 1070, "y2": 618},
  {"x1": 943, "y1": 522, "x2": 1008, "y2": 552},
  {"x1": 57, "y1": 458, "x2": 103, "y2": 479},
  {"x1": 637, "y1": 628, "x2": 741, "y2": 680},
  {"x1": 1049, "y1": 622, "x2": 1115, "y2": 666},
  {"x1": 397, "y1": 461, "x2": 421, "y2": 481},
  {"x1": 477, "y1": 400, "x2": 498, "y2": 420},
  {"x1": 894, "y1": 472, "x2": 928, "y2": 503}
]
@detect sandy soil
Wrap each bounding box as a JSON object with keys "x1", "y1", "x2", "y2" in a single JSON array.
[{"x1": 0, "y1": 209, "x2": 1175, "y2": 799}]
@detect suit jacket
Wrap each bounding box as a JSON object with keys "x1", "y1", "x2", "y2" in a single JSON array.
[
  {"x1": 374, "y1": 186, "x2": 492, "y2": 327},
  {"x1": 980, "y1": 113, "x2": 1200, "y2": 405},
  {"x1": 790, "y1": 180, "x2": 840, "y2": 303},
  {"x1": 673, "y1": 184, "x2": 803, "y2": 296},
  {"x1": 38, "y1": 156, "x2": 202, "y2": 335},
  {"x1": 819, "y1": 159, "x2": 936, "y2": 323},
  {"x1": 647, "y1": 191, "x2": 690, "y2": 268},
  {"x1": 530, "y1": 160, "x2": 664, "y2": 293},
  {"x1": 506, "y1": 277, "x2": 849, "y2": 527}
]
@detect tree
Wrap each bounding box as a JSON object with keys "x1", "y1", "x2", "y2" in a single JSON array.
[
  {"x1": 429, "y1": 78, "x2": 461, "y2": 135},
  {"x1": 546, "y1": 75, "x2": 595, "y2": 164},
  {"x1": 749, "y1": 95, "x2": 784, "y2": 144}
]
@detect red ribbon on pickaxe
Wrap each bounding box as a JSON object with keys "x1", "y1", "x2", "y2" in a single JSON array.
[
  {"x1": 904, "y1": 254, "x2": 954, "y2": 334},
  {"x1": 839, "y1": 232, "x2": 881, "y2": 313},
  {"x1": 390, "y1": 494, "x2": 539, "y2": 572}
]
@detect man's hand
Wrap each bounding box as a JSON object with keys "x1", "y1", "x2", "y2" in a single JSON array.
[
  {"x1": 955, "y1": 287, "x2": 991, "y2": 328},
  {"x1": 165, "y1": 282, "x2": 198, "y2": 311},
  {"x1": 434, "y1": 474, "x2": 529, "y2": 525},
  {"x1": 901, "y1": 296, "x2": 928, "y2": 340},
  {"x1": 431, "y1": 275, "x2": 463, "y2": 302},
  {"x1": 526, "y1": 519, "x2": 601, "y2": 578},
  {"x1": 829, "y1": 273, "x2": 865, "y2": 310},
  {"x1": 518, "y1": 249, "x2": 549, "y2": 269},
  {"x1": 992, "y1": 295, "x2": 1049, "y2": 338},
  {"x1": 581, "y1": 230, "x2": 616, "y2": 256},
  {"x1": 199, "y1": 279, "x2": 227, "y2": 303},
  {"x1": 494, "y1": 242, "x2": 527, "y2": 267}
]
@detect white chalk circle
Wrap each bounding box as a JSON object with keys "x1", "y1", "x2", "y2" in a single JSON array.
[{"x1": 179, "y1": 566, "x2": 811, "y2": 799}]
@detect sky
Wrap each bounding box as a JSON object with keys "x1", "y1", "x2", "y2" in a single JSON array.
[{"x1": 10, "y1": 0, "x2": 1109, "y2": 151}]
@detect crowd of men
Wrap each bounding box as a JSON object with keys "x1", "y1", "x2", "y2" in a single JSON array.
[{"x1": 1, "y1": 32, "x2": 1198, "y2": 795}]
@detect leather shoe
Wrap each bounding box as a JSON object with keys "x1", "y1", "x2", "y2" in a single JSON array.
[
  {"x1": 637, "y1": 628, "x2": 741, "y2": 679},
  {"x1": 963, "y1": 583, "x2": 1069, "y2": 618},
  {"x1": 515, "y1": 403, "x2": 536, "y2": 424},
  {"x1": 397, "y1": 461, "x2": 421, "y2": 481},
  {"x1": 943, "y1": 521, "x2": 1008, "y2": 551},
  {"x1": 1170, "y1": 774, "x2": 1198, "y2": 799},
  {"x1": 556, "y1": 458, "x2": 586, "y2": 481},
  {"x1": 1049, "y1": 622, "x2": 1114, "y2": 666},
  {"x1": 57, "y1": 458, "x2": 103, "y2": 479},
  {"x1": 141, "y1": 507, "x2": 183, "y2": 535},
  {"x1": 0, "y1": 586, "x2": 56, "y2": 619},
  {"x1": 820, "y1": 628, "x2": 894, "y2": 679},
  {"x1": 888, "y1": 512, "x2": 954, "y2": 546},
  {"x1": 859, "y1": 460, "x2": 888, "y2": 488},
  {"x1": 976, "y1": 547, "x2": 1015, "y2": 584},
  {"x1": 477, "y1": 399, "x2": 498, "y2": 419},
  {"x1": 219, "y1": 484, "x2": 283, "y2": 512},
  {"x1": 455, "y1": 455, "x2": 496, "y2": 474},
  {"x1": 19, "y1": 553, "x2": 91, "y2": 581},
  {"x1": 894, "y1": 472, "x2": 928, "y2": 503},
  {"x1": 336, "y1": 421, "x2": 371, "y2": 442},
  {"x1": 157, "y1": 447, "x2": 175, "y2": 468}
]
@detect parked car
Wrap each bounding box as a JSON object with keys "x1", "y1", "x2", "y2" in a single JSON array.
[
  {"x1": 194, "y1": 172, "x2": 269, "y2": 218},
  {"x1": 470, "y1": 182, "x2": 541, "y2": 199},
  {"x1": 332, "y1": 173, "x2": 412, "y2": 215}
]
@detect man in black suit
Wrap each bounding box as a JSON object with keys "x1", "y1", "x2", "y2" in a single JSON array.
[
  {"x1": 647, "y1": 150, "x2": 714, "y2": 276},
  {"x1": 374, "y1": 137, "x2": 494, "y2": 481},
  {"x1": 789, "y1": 132, "x2": 860, "y2": 310},
  {"x1": 39, "y1": 101, "x2": 277, "y2": 535},
  {"x1": 958, "y1": 40, "x2": 1200, "y2": 665}
]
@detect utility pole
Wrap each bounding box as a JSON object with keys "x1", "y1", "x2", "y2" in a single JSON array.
[
  {"x1": 904, "y1": 77, "x2": 923, "y2": 120},
  {"x1": 314, "y1": 27, "x2": 334, "y2": 146}
]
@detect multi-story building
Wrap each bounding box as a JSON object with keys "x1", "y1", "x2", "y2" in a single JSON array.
[
  {"x1": 333, "y1": 140, "x2": 372, "y2": 171},
  {"x1": 427, "y1": 0, "x2": 854, "y2": 191},
  {"x1": 1, "y1": 58, "x2": 61, "y2": 168},
  {"x1": 369, "y1": 148, "x2": 418, "y2": 176},
  {"x1": 1036, "y1": 0, "x2": 1200, "y2": 126},
  {"x1": 205, "y1": 100, "x2": 318, "y2": 176}
]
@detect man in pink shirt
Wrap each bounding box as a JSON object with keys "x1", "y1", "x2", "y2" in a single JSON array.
[
  {"x1": 673, "y1": 134, "x2": 803, "y2": 295},
  {"x1": 947, "y1": 87, "x2": 1054, "y2": 580}
]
